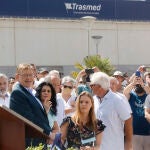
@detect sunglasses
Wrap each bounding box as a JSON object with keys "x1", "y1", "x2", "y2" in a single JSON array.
[
  {"x1": 63, "y1": 85, "x2": 73, "y2": 89},
  {"x1": 90, "y1": 84, "x2": 96, "y2": 88},
  {"x1": 90, "y1": 84, "x2": 99, "y2": 88}
]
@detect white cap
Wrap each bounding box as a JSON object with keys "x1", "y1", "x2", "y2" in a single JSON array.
[{"x1": 113, "y1": 71, "x2": 124, "y2": 78}]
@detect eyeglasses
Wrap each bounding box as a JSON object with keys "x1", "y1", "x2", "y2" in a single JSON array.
[
  {"x1": 19, "y1": 74, "x2": 34, "y2": 78},
  {"x1": 114, "y1": 75, "x2": 123, "y2": 79},
  {"x1": 90, "y1": 84, "x2": 100, "y2": 88},
  {"x1": 90, "y1": 84, "x2": 96, "y2": 88},
  {"x1": 63, "y1": 85, "x2": 73, "y2": 89}
]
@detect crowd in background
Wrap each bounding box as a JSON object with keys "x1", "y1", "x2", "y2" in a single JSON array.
[{"x1": 0, "y1": 63, "x2": 150, "y2": 150}]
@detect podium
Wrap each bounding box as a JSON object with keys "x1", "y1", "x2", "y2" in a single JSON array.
[{"x1": 0, "y1": 105, "x2": 49, "y2": 150}]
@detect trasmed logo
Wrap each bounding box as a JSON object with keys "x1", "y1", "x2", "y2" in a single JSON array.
[
  {"x1": 64, "y1": 3, "x2": 101, "y2": 15},
  {"x1": 64, "y1": 3, "x2": 73, "y2": 12}
]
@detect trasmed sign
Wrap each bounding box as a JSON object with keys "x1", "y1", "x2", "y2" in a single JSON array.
[{"x1": 0, "y1": 0, "x2": 150, "y2": 21}]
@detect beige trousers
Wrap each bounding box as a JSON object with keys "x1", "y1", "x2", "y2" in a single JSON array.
[{"x1": 133, "y1": 135, "x2": 150, "y2": 150}]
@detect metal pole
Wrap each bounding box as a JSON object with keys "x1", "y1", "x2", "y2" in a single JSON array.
[
  {"x1": 88, "y1": 26, "x2": 90, "y2": 56},
  {"x1": 81, "y1": 16, "x2": 96, "y2": 56},
  {"x1": 96, "y1": 41, "x2": 98, "y2": 55},
  {"x1": 13, "y1": 19, "x2": 16, "y2": 65},
  {"x1": 91, "y1": 35, "x2": 103, "y2": 55}
]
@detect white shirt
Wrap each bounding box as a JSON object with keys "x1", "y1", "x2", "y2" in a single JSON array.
[
  {"x1": 116, "y1": 92, "x2": 132, "y2": 114},
  {"x1": 94, "y1": 90, "x2": 131, "y2": 150},
  {"x1": 0, "y1": 92, "x2": 10, "y2": 108},
  {"x1": 57, "y1": 93, "x2": 76, "y2": 117},
  {"x1": 26, "y1": 87, "x2": 44, "y2": 109},
  {"x1": 145, "y1": 94, "x2": 150, "y2": 108},
  {"x1": 56, "y1": 96, "x2": 65, "y2": 126}
]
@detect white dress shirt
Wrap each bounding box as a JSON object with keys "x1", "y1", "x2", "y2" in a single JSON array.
[{"x1": 0, "y1": 92, "x2": 10, "y2": 108}]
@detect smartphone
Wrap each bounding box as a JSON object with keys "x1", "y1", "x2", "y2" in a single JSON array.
[
  {"x1": 135, "y1": 71, "x2": 141, "y2": 77},
  {"x1": 85, "y1": 68, "x2": 94, "y2": 74}
]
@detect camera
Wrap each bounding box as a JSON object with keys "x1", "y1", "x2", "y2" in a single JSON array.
[
  {"x1": 85, "y1": 68, "x2": 94, "y2": 82},
  {"x1": 85, "y1": 68, "x2": 94, "y2": 75}
]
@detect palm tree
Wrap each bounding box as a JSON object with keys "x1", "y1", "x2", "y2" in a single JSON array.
[{"x1": 71, "y1": 55, "x2": 114, "y2": 78}]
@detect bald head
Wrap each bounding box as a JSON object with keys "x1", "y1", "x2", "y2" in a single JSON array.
[{"x1": 110, "y1": 76, "x2": 119, "y2": 92}]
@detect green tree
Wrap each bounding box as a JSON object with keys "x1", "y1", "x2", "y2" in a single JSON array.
[{"x1": 71, "y1": 55, "x2": 114, "y2": 78}]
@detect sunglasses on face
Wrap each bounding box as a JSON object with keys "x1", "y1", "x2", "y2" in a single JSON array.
[
  {"x1": 63, "y1": 85, "x2": 73, "y2": 89},
  {"x1": 90, "y1": 84, "x2": 100, "y2": 88},
  {"x1": 90, "y1": 84, "x2": 96, "y2": 88}
]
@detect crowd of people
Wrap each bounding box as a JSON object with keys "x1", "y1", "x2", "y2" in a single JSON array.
[{"x1": 0, "y1": 63, "x2": 150, "y2": 150}]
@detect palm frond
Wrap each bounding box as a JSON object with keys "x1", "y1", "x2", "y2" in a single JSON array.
[{"x1": 70, "y1": 55, "x2": 114, "y2": 78}]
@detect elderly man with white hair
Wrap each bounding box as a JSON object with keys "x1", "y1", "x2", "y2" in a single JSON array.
[{"x1": 90, "y1": 72, "x2": 133, "y2": 150}]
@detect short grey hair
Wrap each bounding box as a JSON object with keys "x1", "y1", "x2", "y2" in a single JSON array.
[
  {"x1": 90, "y1": 72, "x2": 110, "y2": 90},
  {"x1": 49, "y1": 70, "x2": 60, "y2": 78},
  {"x1": 0, "y1": 73, "x2": 8, "y2": 81},
  {"x1": 61, "y1": 76, "x2": 76, "y2": 86}
]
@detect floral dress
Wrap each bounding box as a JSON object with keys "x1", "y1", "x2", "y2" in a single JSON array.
[{"x1": 61, "y1": 116, "x2": 105, "y2": 149}]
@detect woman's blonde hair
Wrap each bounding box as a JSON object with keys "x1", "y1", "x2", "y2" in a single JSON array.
[{"x1": 73, "y1": 91, "x2": 97, "y2": 130}]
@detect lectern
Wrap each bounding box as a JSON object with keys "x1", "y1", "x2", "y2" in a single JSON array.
[{"x1": 0, "y1": 105, "x2": 49, "y2": 150}]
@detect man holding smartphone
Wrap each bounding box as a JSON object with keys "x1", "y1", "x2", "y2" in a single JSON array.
[{"x1": 123, "y1": 73, "x2": 150, "y2": 150}]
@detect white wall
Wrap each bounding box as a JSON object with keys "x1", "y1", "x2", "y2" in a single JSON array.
[
  {"x1": 92, "y1": 21, "x2": 150, "y2": 65},
  {"x1": 0, "y1": 18, "x2": 150, "y2": 75}
]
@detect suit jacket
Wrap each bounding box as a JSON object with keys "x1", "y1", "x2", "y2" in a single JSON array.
[{"x1": 10, "y1": 83, "x2": 51, "y2": 146}]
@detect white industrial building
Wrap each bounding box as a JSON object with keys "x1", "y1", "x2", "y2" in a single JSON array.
[{"x1": 0, "y1": 17, "x2": 150, "y2": 76}]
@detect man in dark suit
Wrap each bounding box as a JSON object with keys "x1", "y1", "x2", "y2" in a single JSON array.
[{"x1": 10, "y1": 63, "x2": 53, "y2": 147}]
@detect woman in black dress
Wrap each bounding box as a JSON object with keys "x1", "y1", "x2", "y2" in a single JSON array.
[{"x1": 60, "y1": 91, "x2": 105, "y2": 150}]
